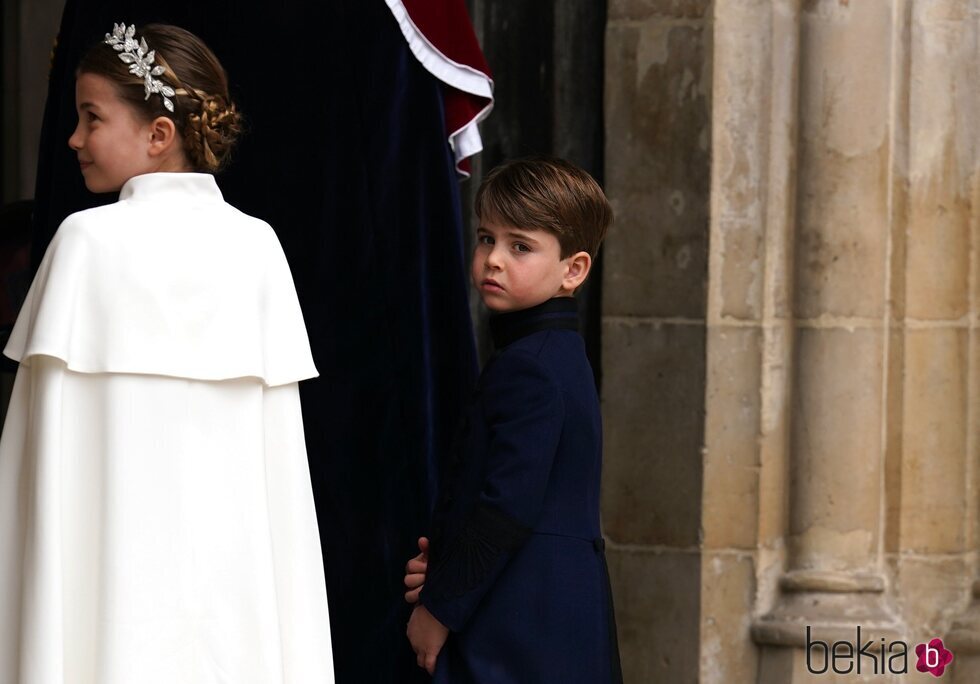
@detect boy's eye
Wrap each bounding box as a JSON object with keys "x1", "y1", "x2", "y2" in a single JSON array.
[
  {"x1": 87, "y1": 112, "x2": 99, "y2": 122},
  {"x1": 514, "y1": 243, "x2": 531, "y2": 253},
  {"x1": 478, "y1": 235, "x2": 494, "y2": 245}
]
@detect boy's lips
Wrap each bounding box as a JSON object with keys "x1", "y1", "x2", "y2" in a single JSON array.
[
  {"x1": 78, "y1": 160, "x2": 93, "y2": 170},
  {"x1": 481, "y1": 278, "x2": 504, "y2": 292}
]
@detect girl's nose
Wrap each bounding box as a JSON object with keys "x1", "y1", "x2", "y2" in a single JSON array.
[{"x1": 68, "y1": 124, "x2": 83, "y2": 151}]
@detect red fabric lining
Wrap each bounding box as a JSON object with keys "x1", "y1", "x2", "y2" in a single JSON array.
[{"x1": 401, "y1": 0, "x2": 492, "y2": 175}]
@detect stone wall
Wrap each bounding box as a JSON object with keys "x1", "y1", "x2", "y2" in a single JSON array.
[
  {"x1": 603, "y1": 1, "x2": 712, "y2": 681},
  {"x1": 603, "y1": 0, "x2": 980, "y2": 681}
]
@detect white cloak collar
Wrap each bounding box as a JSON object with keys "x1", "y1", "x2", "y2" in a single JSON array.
[
  {"x1": 119, "y1": 172, "x2": 224, "y2": 204},
  {"x1": 5, "y1": 173, "x2": 317, "y2": 386}
]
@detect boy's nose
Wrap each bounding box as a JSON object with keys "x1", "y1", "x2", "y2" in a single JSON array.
[{"x1": 485, "y1": 247, "x2": 504, "y2": 270}]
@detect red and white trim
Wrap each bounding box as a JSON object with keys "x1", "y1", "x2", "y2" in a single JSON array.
[{"x1": 385, "y1": 0, "x2": 494, "y2": 177}]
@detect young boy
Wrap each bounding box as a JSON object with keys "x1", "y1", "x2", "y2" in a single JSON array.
[{"x1": 405, "y1": 157, "x2": 622, "y2": 683}]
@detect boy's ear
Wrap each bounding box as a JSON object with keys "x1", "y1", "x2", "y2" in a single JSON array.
[
  {"x1": 147, "y1": 116, "x2": 179, "y2": 157},
  {"x1": 562, "y1": 251, "x2": 592, "y2": 293}
]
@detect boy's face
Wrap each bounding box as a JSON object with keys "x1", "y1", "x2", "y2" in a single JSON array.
[{"x1": 472, "y1": 219, "x2": 578, "y2": 313}]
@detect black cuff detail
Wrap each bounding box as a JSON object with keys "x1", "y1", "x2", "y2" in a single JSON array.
[{"x1": 424, "y1": 503, "x2": 531, "y2": 600}]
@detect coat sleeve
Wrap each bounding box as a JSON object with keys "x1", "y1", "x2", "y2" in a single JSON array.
[{"x1": 419, "y1": 349, "x2": 563, "y2": 631}]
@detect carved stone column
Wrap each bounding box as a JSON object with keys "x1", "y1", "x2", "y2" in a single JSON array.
[
  {"x1": 701, "y1": 0, "x2": 798, "y2": 680},
  {"x1": 751, "y1": 0, "x2": 903, "y2": 677},
  {"x1": 923, "y1": 1, "x2": 980, "y2": 681}
]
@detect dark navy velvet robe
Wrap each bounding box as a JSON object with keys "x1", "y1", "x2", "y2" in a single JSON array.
[{"x1": 419, "y1": 297, "x2": 622, "y2": 683}]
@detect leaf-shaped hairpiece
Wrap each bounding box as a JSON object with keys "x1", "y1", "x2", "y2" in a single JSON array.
[{"x1": 104, "y1": 23, "x2": 176, "y2": 113}]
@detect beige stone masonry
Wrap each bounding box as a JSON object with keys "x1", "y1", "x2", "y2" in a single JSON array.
[
  {"x1": 603, "y1": 0, "x2": 980, "y2": 680},
  {"x1": 603, "y1": 0, "x2": 713, "y2": 680}
]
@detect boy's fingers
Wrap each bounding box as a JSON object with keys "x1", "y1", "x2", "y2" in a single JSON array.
[
  {"x1": 405, "y1": 572, "x2": 425, "y2": 589},
  {"x1": 405, "y1": 578, "x2": 425, "y2": 602},
  {"x1": 425, "y1": 653, "x2": 437, "y2": 674},
  {"x1": 405, "y1": 554, "x2": 428, "y2": 572}
]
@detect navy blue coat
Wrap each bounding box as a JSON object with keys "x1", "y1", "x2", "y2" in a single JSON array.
[{"x1": 420, "y1": 297, "x2": 622, "y2": 683}]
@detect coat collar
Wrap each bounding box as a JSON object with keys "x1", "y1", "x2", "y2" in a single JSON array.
[
  {"x1": 119, "y1": 172, "x2": 224, "y2": 203},
  {"x1": 489, "y1": 297, "x2": 579, "y2": 349}
]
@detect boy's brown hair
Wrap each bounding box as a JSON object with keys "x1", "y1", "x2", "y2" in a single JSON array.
[{"x1": 474, "y1": 157, "x2": 613, "y2": 259}]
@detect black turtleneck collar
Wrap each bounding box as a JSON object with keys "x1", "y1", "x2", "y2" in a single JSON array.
[{"x1": 489, "y1": 297, "x2": 580, "y2": 349}]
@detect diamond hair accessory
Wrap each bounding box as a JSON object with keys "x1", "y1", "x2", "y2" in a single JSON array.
[{"x1": 104, "y1": 23, "x2": 176, "y2": 112}]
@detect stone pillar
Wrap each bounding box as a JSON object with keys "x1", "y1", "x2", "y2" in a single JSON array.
[
  {"x1": 925, "y1": 1, "x2": 980, "y2": 681},
  {"x1": 751, "y1": 0, "x2": 903, "y2": 677},
  {"x1": 700, "y1": 0, "x2": 797, "y2": 681},
  {"x1": 602, "y1": 1, "x2": 712, "y2": 681}
]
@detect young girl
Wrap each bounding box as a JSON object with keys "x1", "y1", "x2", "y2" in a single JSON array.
[{"x1": 0, "y1": 24, "x2": 333, "y2": 682}]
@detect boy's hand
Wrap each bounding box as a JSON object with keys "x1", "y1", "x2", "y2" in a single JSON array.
[
  {"x1": 404, "y1": 536, "x2": 429, "y2": 604},
  {"x1": 407, "y1": 604, "x2": 449, "y2": 674}
]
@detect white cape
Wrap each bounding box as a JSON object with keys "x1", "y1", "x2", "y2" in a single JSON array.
[{"x1": 0, "y1": 173, "x2": 334, "y2": 683}]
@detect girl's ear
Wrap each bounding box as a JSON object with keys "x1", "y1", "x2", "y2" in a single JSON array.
[
  {"x1": 562, "y1": 251, "x2": 592, "y2": 293},
  {"x1": 147, "y1": 116, "x2": 179, "y2": 158}
]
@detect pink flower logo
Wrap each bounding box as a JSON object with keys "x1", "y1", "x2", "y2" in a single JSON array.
[{"x1": 915, "y1": 638, "x2": 954, "y2": 677}]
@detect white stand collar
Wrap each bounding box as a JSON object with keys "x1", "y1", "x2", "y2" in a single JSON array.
[{"x1": 119, "y1": 172, "x2": 224, "y2": 203}]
